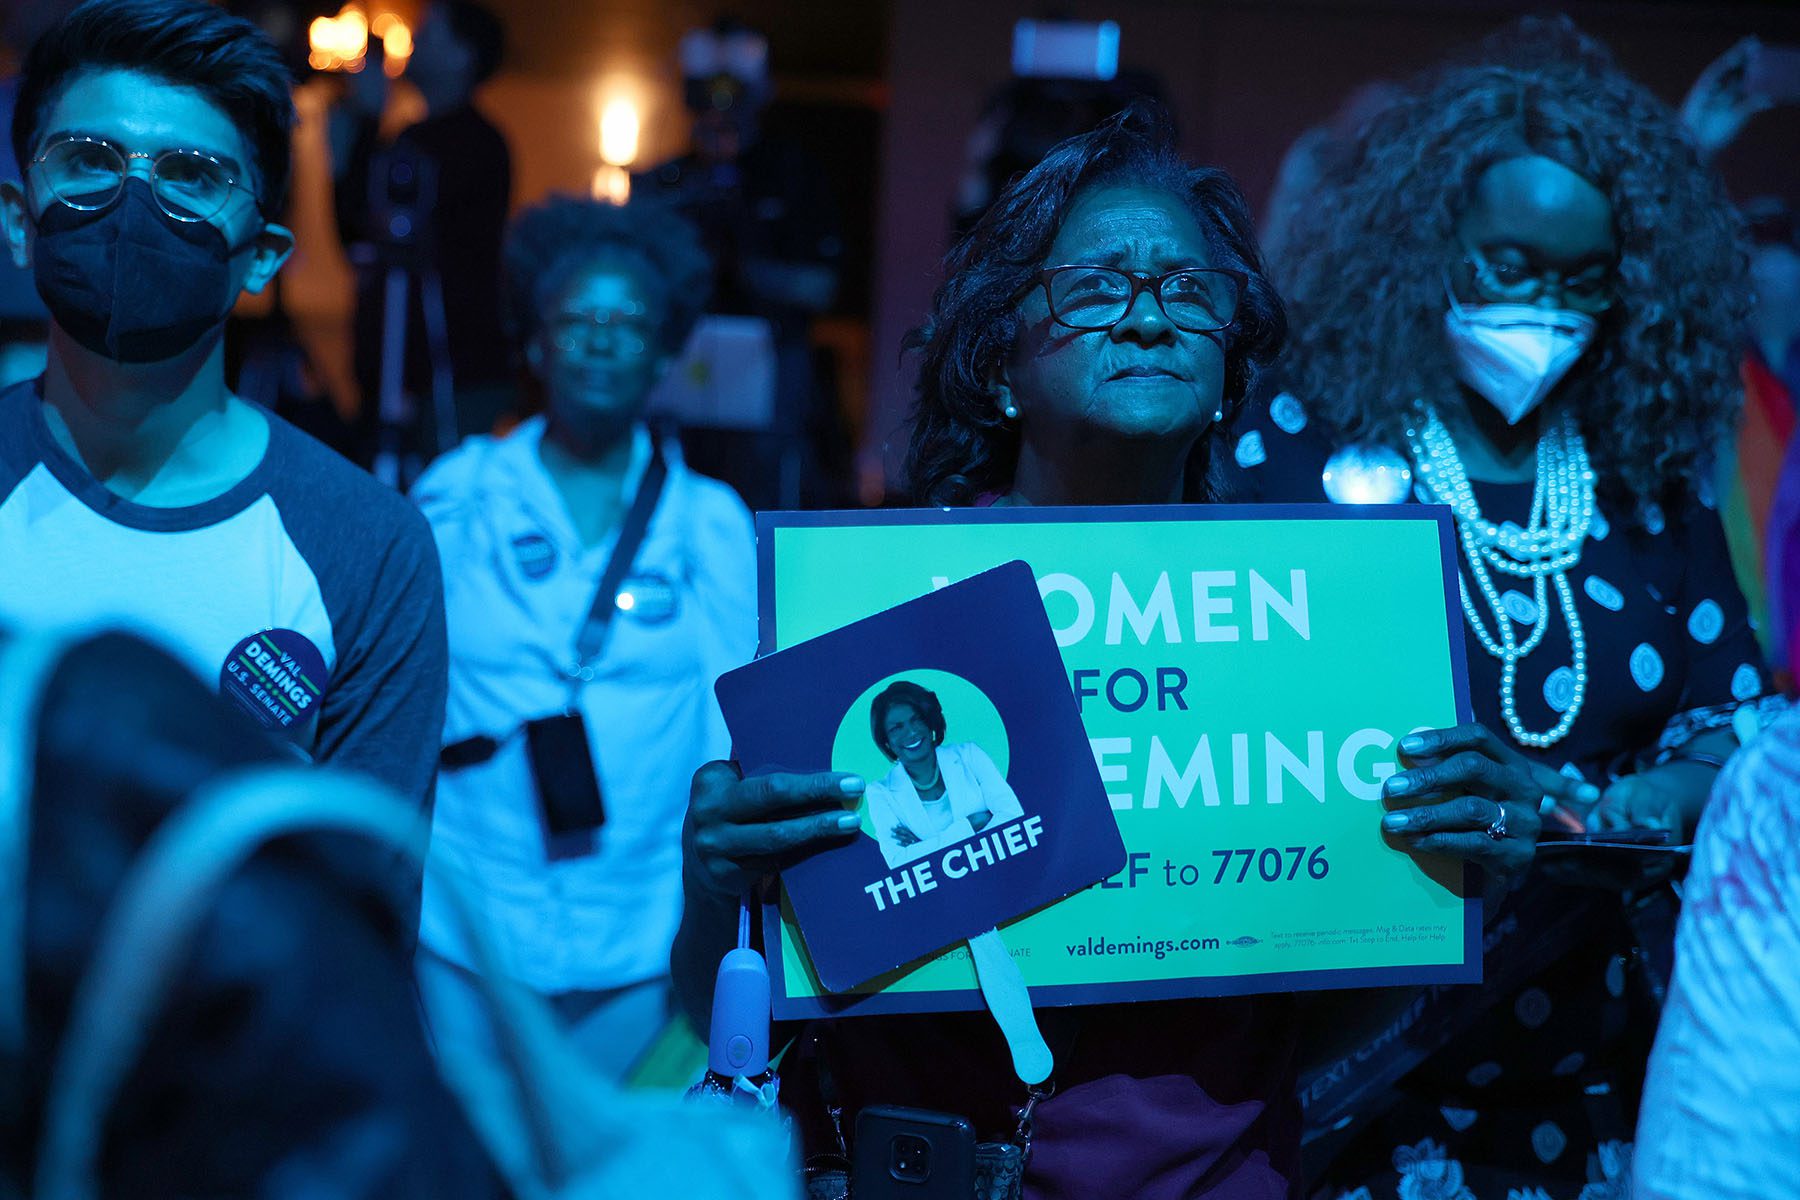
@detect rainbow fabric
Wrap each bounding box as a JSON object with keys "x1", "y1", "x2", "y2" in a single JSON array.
[{"x1": 1721, "y1": 353, "x2": 1796, "y2": 672}]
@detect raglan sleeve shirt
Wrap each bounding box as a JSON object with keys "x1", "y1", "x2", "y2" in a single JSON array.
[{"x1": 0, "y1": 380, "x2": 448, "y2": 816}]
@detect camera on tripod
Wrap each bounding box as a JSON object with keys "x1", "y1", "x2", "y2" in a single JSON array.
[{"x1": 366, "y1": 141, "x2": 456, "y2": 488}]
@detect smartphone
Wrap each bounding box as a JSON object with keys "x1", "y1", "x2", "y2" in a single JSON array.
[
  {"x1": 523, "y1": 712, "x2": 606, "y2": 835},
  {"x1": 1012, "y1": 19, "x2": 1119, "y2": 82},
  {"x1": 851, "y1": 1106, "x2": 978, "y2": 1200},
  {"x1": 1747, "y1": 41, "x2": 1800, "y2": 106}
]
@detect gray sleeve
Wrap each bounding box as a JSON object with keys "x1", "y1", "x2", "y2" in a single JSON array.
[
  {"x1": 309, "y1": 513, "x2": 447, "y2": 811},
  {"x1": 261, "y1": 424, "x2": 449, "y2": 934}
]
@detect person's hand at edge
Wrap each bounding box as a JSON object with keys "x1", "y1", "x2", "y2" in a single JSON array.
[{"x1": 1681, "y1": 37, "x2": 1776, "y2": 160}]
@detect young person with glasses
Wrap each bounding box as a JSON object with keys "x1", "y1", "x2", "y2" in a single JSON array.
[
  {"x1": 0, "y1": 0, "x2": 446, "y2": 889},
  {"x1": 1221, "y1": 18, "x2": 1776, "y2": 1197}
]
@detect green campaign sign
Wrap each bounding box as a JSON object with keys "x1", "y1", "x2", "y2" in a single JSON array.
[{"x1": 760, "y1": 504, "x2": 1477, "y2": 1018}]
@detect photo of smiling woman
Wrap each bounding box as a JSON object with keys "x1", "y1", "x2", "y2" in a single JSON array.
[{"x1": 863, "y1": 680, "x2": 1023, "y2": 868}]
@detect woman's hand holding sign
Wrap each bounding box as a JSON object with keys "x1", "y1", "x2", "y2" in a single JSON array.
[
  {"x1": 1378, "y1": 723, "x2": 1593, "y2": 887},
  {"x1": 674, "y1": 762, "x2": 867, "y2": 1028},
  {"x1": 684, "y1": 762, "x2": 867, "y2": 898}
]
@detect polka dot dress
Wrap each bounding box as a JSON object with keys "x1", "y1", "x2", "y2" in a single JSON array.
[
  {"x1": 1223, "y1": 393, "x2": 1768, "y2": 782},
  {"x1": 1223, "y1": 390, "x2": 1770, "y2": 1198}
]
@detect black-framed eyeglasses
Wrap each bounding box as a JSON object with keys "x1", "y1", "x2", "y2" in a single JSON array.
[
  {"x1": 28, "y1": 135, "x2": 260, "y2": 224},
  {"x1": 1032, "y1": 265, "x2": 1246, "y2": 334},
  {"x1": 1458, "y1": 245, "x2": 1616, "y2": 315}
]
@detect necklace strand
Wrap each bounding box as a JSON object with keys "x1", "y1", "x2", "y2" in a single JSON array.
[
  {"x1": 1405, "y1": 404, "x2": 1595, "y2": 748},
  {"x1": 913, "y1": 757, "x2": 943, "y2": 793}
]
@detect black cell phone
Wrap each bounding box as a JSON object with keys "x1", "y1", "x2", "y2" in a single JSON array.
[
  {"x1": 523, "y1": 712, "x2": 605, "y2": 835},
  {"x1": 851, "y1": 1106, "x2": 978, "y2": 1200}
]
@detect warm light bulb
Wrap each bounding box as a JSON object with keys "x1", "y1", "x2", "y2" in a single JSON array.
[
  {"x1": 600, "y1": 98, "x2": 641, "y2": 167},
  {"x1": 373, "y1": 13, "x2": 412, "y2": 76},
  {"x1": 308, "y1": 5, "x2": 369, "y2": 72},
  {"x1": 592, "y1": 164, "x2": 631, "y2": 206}
]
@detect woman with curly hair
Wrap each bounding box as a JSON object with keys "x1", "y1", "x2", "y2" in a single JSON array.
[
  {"x1": 674, "y1": 104, "x2": 1558, "y2": 1199},
  {"x1": 410, "y1": 195, "x2": 756, "y2": 1080},
  {"x1": 1225, "y1": 18, "x2": 1775, "y2": 1197}
]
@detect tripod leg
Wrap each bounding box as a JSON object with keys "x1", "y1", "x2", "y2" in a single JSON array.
[
  {"x1": 373, "y1": 266, "x2": 413, "y2": 489},
  {"x1": 419, "y1": 269, "x2": 458, "y2": 460}
]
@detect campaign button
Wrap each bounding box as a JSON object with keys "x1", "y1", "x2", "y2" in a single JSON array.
[
  {"x1": 220, "y1": 629, "x2": 328, "y2": 731},
  {"x1": 512, "y1": 533, "x2": 558, "y2": 581},
  {"x1": 617, "y1": 573, "x2": 678, "y2": 623}
]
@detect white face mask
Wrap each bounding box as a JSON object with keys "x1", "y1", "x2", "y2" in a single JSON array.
[{"x1": 1442, "y1": 298, "x2": 1597, "y2": 425}]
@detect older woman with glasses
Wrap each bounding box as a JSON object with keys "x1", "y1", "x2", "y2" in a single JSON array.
[
  {"x1": 672, "y1": 104, "x2": 1561, "y2": 1200},
  {"x1": 410, "y1": 195, "x2": 757, "y2": 1082},
  {"x1": 1224, "y1": 19, "x2": 1777, "y2": 1198}
]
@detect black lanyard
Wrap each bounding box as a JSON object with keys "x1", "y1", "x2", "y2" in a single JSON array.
[
  {"x1": 567, "y1": 436, "x2": 669, "y2": 679},
  {"x1": 439, "y1": 435, "x2": 670, "y2": 771}
]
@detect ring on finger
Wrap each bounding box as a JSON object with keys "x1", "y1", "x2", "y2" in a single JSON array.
[{"x1": 1485, "y1": 802, "x2": 1509, "y2": 842}]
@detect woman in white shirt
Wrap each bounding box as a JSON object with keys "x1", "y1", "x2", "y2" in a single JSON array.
[
  {"x1": 862, "y1": 680, "x2": 1023, "y2": 868},
  {"x1": 411, "y1": 195, "x2": 755, "y2": 1080}
]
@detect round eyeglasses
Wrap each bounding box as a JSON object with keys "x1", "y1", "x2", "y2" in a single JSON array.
[
  {"x1": 547, "y1": 309, "x2": 652, "y2": 357},
  {"x1": 1033, "y1": 265, "x2": 1246, "y2": 334},
  {"x1": 29, "y1": 136, "x2": 259, "y2": 223},
  {"x1": 1459, "y1": 246, "x2": 1616, "y2": 315}
]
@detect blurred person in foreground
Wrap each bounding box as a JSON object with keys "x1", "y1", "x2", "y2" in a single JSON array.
[
  {"x1": 1, "y1": 629, "x2": 498, "y2": 1196},
  {"x1": 335, "y1": 0, "x2": 513, "y2": 453},
  {"x1": 412, "y1": 195, "x2": 755, "y2": 1080},
  {"x1": 1223, "y1": 18, "x2": 1777, "y2": 1196},
  {"x1": 639, "y1": 18, "x2": 843, "y2": 509},
  {"x1": 674, "y1": 104, "x2": 1561, "y2": 1200},
  {"x1": 0, "y1": 0, "x2": 445, "y2": 880},
  {"x1": 1633, "y1": 705, "x2": 1800, "y2": 1200}
]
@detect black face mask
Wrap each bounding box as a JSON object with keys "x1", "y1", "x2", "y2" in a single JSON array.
[{"x1": 31, "y1": 178, "x2": 241, "y2": 364}]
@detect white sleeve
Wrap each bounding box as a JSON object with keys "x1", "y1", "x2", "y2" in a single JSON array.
[
  {"x1": 963, "y1": 743, "x2": 1023, "y2": 823},
  {"x1": 863, "y1": 782, "x2": 910, "y2": 870},
  {"x1": 1634, "y1": 718, "x2": 1800, "y2": 1200}
]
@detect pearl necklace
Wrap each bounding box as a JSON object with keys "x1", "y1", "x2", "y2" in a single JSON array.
[
  {"x1": 911, "y1": 757, "x2": 943, "y2": 794},
  {"x1": 1406, "y1": 404, "x2": 1596, "y2": 748}
]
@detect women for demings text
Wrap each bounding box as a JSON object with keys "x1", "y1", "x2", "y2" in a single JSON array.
[{"x1": 931, "y1": 567, "x2": 1412, "y2": 811}]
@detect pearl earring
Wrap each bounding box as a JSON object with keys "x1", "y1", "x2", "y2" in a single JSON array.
[
  {"x1": 1002, "y1": 401, "x2": 1020, "y2": 420},
  {"x1": 1213, "y1": 407, "x2": 1224, "y2": 423}
]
